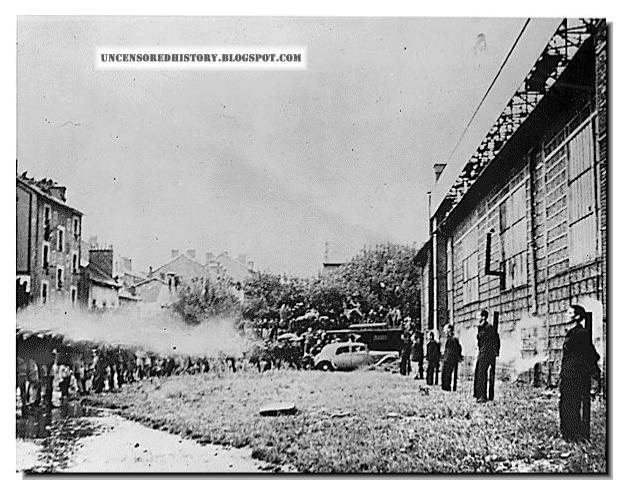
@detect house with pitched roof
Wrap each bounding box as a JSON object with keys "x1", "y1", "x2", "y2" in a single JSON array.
[{"x1": 149, "y1": 249, "x2": 215, "y2": 288}]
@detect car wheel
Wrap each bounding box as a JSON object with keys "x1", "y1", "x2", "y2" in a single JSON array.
[{"x1": 320, "y1": 362, "x2": 334, "y2": 372}]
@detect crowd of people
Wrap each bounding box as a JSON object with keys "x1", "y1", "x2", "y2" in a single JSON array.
[
  {"x1": 246, "y1": 300, "x2": 409, "y2": 370},
  {"x1": 250, "y1": 301, "x2": 406, "y2": 340},
  {"x1": 247, "y1": 299, "x2": 469, "y2": 389},
  {"x1": 16, "y1": 331, "x2": 241, "y2": 414}
]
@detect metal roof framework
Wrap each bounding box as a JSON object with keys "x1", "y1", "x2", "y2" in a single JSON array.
[{"x1": 434, "y1": 18, "x2": 599, "y2": 230}]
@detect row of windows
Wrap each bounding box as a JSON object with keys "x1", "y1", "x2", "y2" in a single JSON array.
[
  {"x1": 39, "y1": 280, "x2": 77, "y2": 305},
  {"x1": 42, "y1": 242, "x2": 78, "y2": 273},
  {"x1": 42, "y1": 204, "x2": 81, "y2": 249},
  {"x1": 454, "y1": 118, "x2": 598, "y2": 307}
]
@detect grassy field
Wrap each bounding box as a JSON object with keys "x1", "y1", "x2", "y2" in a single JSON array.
[{"x1": 88, "y1": 369, "x2": 607, "y2": 474}]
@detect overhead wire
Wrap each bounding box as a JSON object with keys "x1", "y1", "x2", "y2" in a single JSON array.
[{"x1": 446, "y1": 18, "x2": 531, "y2": 163}]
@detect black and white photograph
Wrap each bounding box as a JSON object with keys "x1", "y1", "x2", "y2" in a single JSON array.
[{"x1": 14, "y1": 13, "x2": 610, "y2": 475}]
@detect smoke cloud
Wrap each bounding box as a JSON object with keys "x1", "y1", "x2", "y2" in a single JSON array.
[
  {"x1": 16, "y1": 303, "x2": 253, "y2": 358},
  {"x1": 456, "y1": 313, "x2": 548, "y2": 379},
  {"x1": 575, "y1": 296, "x2": 604, "y2": 369},
  {"x1": 500, "y1": 315, "x2": 547, "y2": 376}
]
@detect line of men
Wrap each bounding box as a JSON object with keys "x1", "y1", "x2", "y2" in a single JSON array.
[
  {"x1": 400, "y1": 305, "x2": 601, "y2": 443},
  {"x1": 469, "y1": 305, "x2": 602, "y2": 444},
  {"x1": 398, "y1": 319, "x2": 464, "y2": 392},
  {"x1": 16, "y1": 333, "x2": 234, "y2": 413}
]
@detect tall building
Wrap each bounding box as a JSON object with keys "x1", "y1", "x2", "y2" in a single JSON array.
[
  {"x1": 414, "y1": 20, "x2": 607, "y2": 384},
  {"x1": 16, "y1": 174, "x2": 83, "y2": 308}
]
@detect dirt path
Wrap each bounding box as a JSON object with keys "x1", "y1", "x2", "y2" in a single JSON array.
[
  {"x1": 63, "y1": 412, "x2": 272, "y2": 473},
  {"x1": 17, "y1": 405, "x2": 284, "y2": 474}
]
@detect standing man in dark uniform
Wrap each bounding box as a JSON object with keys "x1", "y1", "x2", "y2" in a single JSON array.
[
  {"x1": 559, "y1": 304, "x2": 600, "y2": 442},
  {"x1": 441, "y1": 324, "x2": 463, "y2": 391},
  {"x1": 473, "y1": 310, "x2": 500, "y2": 402},
  {"x1": 425, "y1": 332, "x2": 441, "y2": 386},
  {"x1": 399, "y1": 331, "x2": 412, "y2": 376}
]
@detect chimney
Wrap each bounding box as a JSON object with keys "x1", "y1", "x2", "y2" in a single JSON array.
[
  {"x1": 247, "y1": 261, "x2": 254, "y2": 271},
  {"x1": 186, "y1": 249, "x2": 196, "y2": 259},
  {"x1": 433, "y1": 163, "x2": 446, "y2": 182},
  {"x1": 89, "y1": 249, "x2": 114, "y2": 277},
  {"x1": 48, "y1": 186, "x2": 67, "y2": 202},
  {"x1": 88, "y1": 235, "x2": 98, "y2": 248},
  {"x1": 122, "y1": 257, "x2": 132, "y2": 272},
  {"x1": 205, "y1": 252, "x2": 215, "y2": 265},
  {"x1": 237, "y1": 254, "x2": 246, "y2": 265},
  {"x1": 171, "y1": 249, "x2": 179, "y2": 259}
]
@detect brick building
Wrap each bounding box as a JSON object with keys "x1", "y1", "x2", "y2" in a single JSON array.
[
  {"x1": 414, "y1": 20, "x2": 607, "y2": 384},
  {"x1": 16, "y1": 174, "x2": 83, "y2": 308}
]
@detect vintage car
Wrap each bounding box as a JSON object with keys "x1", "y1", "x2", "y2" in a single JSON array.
[{"x1": 313, "y1": 342, "x2": 371, "y2": 371}]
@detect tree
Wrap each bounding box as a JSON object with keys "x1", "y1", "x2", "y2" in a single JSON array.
[
  {"x1": 334, "y1": 244, "x2": 421, "y2": 319},
  {"x1": 172, "y1": 280, "x2": 242, "y2": 325},
  {"x1": 306, "y1": 275, "x2": 346, "y2": 317},
  {"x1": 241, "y1": 243, "x2": 421, "y2": 324},
  {"x1": 242, "y1": 272, "x2": 308, "y2": 321}
]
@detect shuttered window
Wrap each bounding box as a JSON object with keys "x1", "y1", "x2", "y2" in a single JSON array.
[
  {"x1": 500, "y1": 184, "x2": 528, "y2": 289},
  {"x1": 460, "y1": 228, "x2": 479, "y2": 305},
  {"x1": 568, "y1": 122, "x2": 597, "y2": 266}
]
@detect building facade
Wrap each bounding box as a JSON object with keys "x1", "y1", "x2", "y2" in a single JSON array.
[
  {"x1": 17, "y1": 175, "x2": 83, "y2": 308},
  {"x1": 150, "y1": 249, "x2": 254, "y2": 304},
  {"x1": 207, "y1": 251, "x2": 255, "y2": 284},
  {"x1": 415, "y1": 20, "x2": 607, "y2": 384},
  {"x1": 78, "y1": 248, "x2": 122, "y2": 310},
  {"x1": 128, "y1": 277, "x2": 173, "y2": 312},
  {"x1": 149, "y1": 251, "x2": 213, "y2": 290}
]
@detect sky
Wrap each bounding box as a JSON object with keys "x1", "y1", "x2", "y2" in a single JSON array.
[{"x1": 17, "y1": 16, "x2": 550, "y2": 276}]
